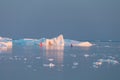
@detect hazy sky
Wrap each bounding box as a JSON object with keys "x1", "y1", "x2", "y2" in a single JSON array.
[{"x1": 0, "y1": 0, "x2": 120, "y2": 41}]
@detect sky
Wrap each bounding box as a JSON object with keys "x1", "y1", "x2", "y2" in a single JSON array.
[{"x1": 0, "y1": 0, "x2": 120, "y2": 41}]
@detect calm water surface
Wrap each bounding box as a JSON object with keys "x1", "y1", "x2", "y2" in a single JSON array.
[{"x1": 0, "y1": 42, "x2": 120, "y2": 80}]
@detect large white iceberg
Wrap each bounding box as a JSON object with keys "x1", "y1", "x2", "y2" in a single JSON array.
[
  {"x1": 43, "y1": 34, "x2": 93, "y2": 48},
  {"x1": 44, "y1": 35, "x2": 64, "y2": 50},
  {"x1": 45, "y1": 34, "x2": 64, "y2": 46},
  {"x1": 13, "y1": 34, "x2": 93, "y2": 48},
  {"x1": 0, "y1": 35, "x2": 93, "y2": 51}
]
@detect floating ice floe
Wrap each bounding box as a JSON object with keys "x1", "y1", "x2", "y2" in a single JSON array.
[
  {"x1": 93, "y1": 58, "x2": 119, "y2": 68},
  {"x1": 43, "y1": 63, "x2": 55, "y2": 68},
  {"x1": 73, "y1": 62, "x2": 79, "y2": 66},
  {"x1": 35, "y1": 57, "x2": 41, "y2": 60},
  {"x1": 108, "y1": 56, "x2": 115, "y2": 59},
  {"x1": 48, "y1": 58, "x2": 54, "y2": 61},
  {"x1": 98, "y1": 59, "x2": 119, "y2": 64},
  {"x1": 93, "y1": 62, "x2": 102, "y2": 68},
  {"x1": 84, "y1": 54, "x2": 90, "y2": 58},
  {"x1": 24, "y1": 58, "x2": 27, "y2": 61},
  {"x1": 71, "y1": 62, "x2": 79, "y2": 69}
]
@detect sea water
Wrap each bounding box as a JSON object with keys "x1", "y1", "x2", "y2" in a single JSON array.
[{"x1": 0, "y1": 41, "x2": 120, "y2": 80}]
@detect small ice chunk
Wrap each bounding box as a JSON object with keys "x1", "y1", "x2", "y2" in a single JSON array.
[
  {"x1": 93, "y1": 61, "x2": 102, "y2": 68},
  {"x1": 98, "y1": 59, "x2": 105, "y2": 62},
  {"x1": 95, "y1": 62, "x2": 102, "y2": 66},
  {"x1": 48, "y1": 58, "x2": 54, "y2": 61},
  {"x1": 93, "y1": 62, "x2": 102, "y2": 66},
  {"x1": 70, "y1": 54, "x2": 77, "y2": 58},
  {"x1": 73, "y1": 62, "x2": 79, "y2": 66},
  {"x1": 93, "y1": 65, "x2": 99, "y2": 68},
  {"x1": 43, "y1": 64, "x2": 49, "y2": 67},
  {"x1": 35, "y1": 57, "x2": 41, "y2": 59},
  {"x1": 43, "y1": 63, "x2": 55, "y2": 68},
  {"x1": 112, "y1": 60, "x2": 119, "y2": 64},
  {"x1": 27, "y1": 65, "x2": 32, "y2": 68},
  {"x1": 14, "y1": 56, "x2": 19, "y2": 60},
  {"x1": 107, "y1": 59, "x2": 119, "y2": 64},
  {"x1": 72, "y1": 66, "x2": 77, "y2": 69},
  {"x1": 84, "y1": 54, "x2": 90, "y2": 58},
  {"x1": 95, "y1": 58, "x2": 119, "y2": 68},
  {"x1": 49, "y1": 63, "x2": 55, "y2": 68},
  {"x1": 108, "y1": 56, "x2": 115, "y2": 59},
  {"x1": 24, "y1": 58, "x2": 27, "y2": 61}
]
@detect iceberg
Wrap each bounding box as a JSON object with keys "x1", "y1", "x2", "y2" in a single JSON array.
[
  {"x1": 0, "y1": 35, "x2": 93, "y2": 50},
  {"x1": 43, "y1": 34, "x2": 93, "y2": 47},
  {"x1": 0, "y1": 37, "x2": 12, "y2": 53},
  {"x1": 44, "y1": 34, "x2": 64, "y2": 46}
]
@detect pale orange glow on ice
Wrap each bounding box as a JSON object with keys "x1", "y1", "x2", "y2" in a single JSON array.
[
  {"x1": 0, "y1": 42, "x2": 12, "y2": 53},
  {"x1": 72, "y1": 42, "x2": 93, "y2": 47}
]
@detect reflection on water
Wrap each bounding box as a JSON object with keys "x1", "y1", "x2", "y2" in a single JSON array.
[
  {"x1": 45, "y1": 45, "x2": 64, "y2": 50},
  {"x1": 0, "y1": 46, "x2": 12, "y2": 53},
  {"x1": 0, "y1": 44, "x2": 64, "y2": 71},
  {"x1": 43, "y1": 46, "x2": 64, "y2": 71}
]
